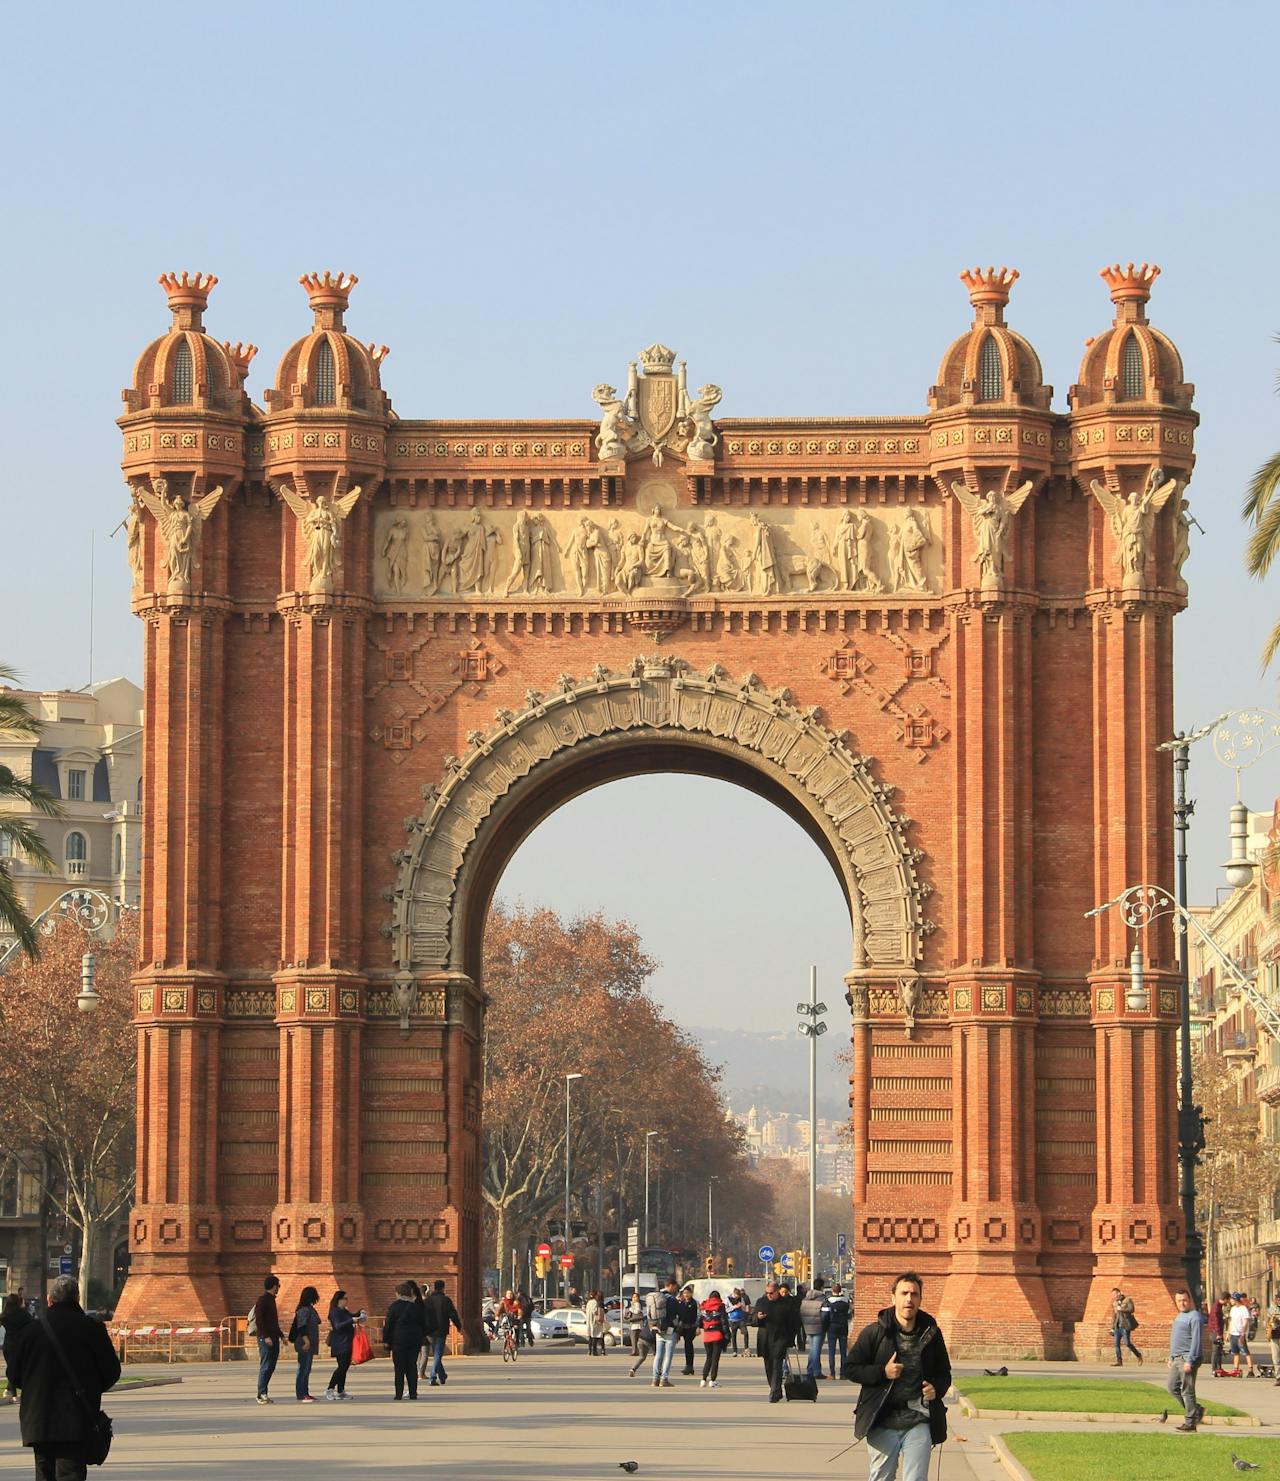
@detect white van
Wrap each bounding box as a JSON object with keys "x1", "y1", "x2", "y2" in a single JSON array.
[{"x1": 682, "y1": 1276, "x2": 767, "y2": 1307}]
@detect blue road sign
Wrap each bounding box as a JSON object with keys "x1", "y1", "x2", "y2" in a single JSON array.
[
  {"x1": 758, "y1": 1244, "x2": 775, "y2": 1264},
  {"x1": 837, "y1": 1233, "x2": 848, "y2": 1258},
  {"x1": 58, "y1": 1256, "x2": 73, "y2": 1277},
  {"x1": 779, "y1": 1252, "x2": 793, "y2": 1272}
]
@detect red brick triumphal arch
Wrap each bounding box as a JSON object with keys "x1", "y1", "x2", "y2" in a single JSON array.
[{"x1": 116, "y1": 263, "x2": 1196, "y2": 1356}]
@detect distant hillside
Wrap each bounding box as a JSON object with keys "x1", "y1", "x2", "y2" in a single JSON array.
[{"x1": 687, "y1": 1024, "x2": 849, "y2": 1120}]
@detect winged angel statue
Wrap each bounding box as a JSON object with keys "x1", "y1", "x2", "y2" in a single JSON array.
[
  {"x1": 1088, "y1": 467, "x2": 1180, "y2": 584},
  {"x1": 949, "y1": 478, "x2": 1035, "y2": 591},
  {"x1": 276, "y1": 484, "x2": 363, "y2": 594},
  {"x1": 133, "y1": 477, "x2": 224, "y2": 593}
]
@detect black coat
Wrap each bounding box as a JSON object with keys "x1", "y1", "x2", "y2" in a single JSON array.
[
  {"x1": 382, "y1": 1298, "x2": 427, "y2": 1350},
  {"x1": 753, "y1": 1293, "x2": 800, "y2": 1350},
  {"x1": 843, "y1": 1306, "x2": 951, "y2": 1445},
  {"x1": 424, "y1": 1290, "x2": 462, "y2": 1337},
  {"x1": 4, "y1": 1302, "x2": 121, "y2": 1452}
]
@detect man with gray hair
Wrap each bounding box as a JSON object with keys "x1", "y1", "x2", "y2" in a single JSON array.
[{"x1": 4, "y1": 1276, "x2": 120, "y2": 1480}]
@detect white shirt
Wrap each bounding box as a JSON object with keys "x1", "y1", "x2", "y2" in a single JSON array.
[{"x1": 1228, "y1": 1303, "x2": 1251, "y2": 1338}]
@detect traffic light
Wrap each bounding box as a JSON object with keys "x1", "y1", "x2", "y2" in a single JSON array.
[
  {"x1": 789, "y1": 1250, "x2": 804, "y2": 1284},
  {"x1": 705, "y1": 1256, "x2": 714, "y2": 1276},
  {"x1": 534, "y1": 1255, "x2": 548, "y2": 1279},
  {"x1": 726, "y1": 1256, "x2": 735, "y2": 1275},
  {"x1": 797, "y1": 1252, "x2": 811, "y2": 1284}
]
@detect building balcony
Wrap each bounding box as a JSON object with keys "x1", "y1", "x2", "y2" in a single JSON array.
[
  {"x1": 1223, "y1": 1029, "x2": 1258, "y2": 1063},
  {"x1": 64, "y1": 860, "x2": 87, "y2": 879},
  {"x1": 1257, "y1": 1064, "x2": 1280, "y2": 1107},
  {"x1": 1257, "y1": 1218, "x2": 1280, "y2": 1251}
]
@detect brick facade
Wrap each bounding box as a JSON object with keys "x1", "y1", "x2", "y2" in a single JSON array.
[{"x1": 113, "y1": 264, "x2": 1195, "y2": 1355}]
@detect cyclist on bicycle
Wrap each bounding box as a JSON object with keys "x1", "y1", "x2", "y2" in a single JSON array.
[{"x1": 499, "y1": 1289, "x2": 523, "y2": 1346}]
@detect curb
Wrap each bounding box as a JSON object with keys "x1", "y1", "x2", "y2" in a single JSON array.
[
  {"x1": 989, "y1": 1435, "x2": 1035, "y2": 1481},
  {"x1": 119, "y1": 1377, "x2": 185, "y2": 1391},
  {"x1": 954, "y1": 1387, "x2": 1259, "y2": 1426}
]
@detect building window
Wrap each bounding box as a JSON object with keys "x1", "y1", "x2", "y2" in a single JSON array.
[
  {"x1": 978, "y1": 336, "x2": 1003, "y2": 401},
  {"x1": 314, "y1": 339, "x2": 336, "y2": 406},
  {"x1": 66, "y1": 831, "x2": 87, "y2": 862},
  {"x1": 67, "y1": 768, "x2": 85, "y2": 801},
  {"x1": 1120, "y1": 335, "x2": 1144, "y2": 399},
  {"x1": 172, "y1": 338, "x2": 194, "y2": 404},
  {"x1": 0, "y1": 833, "x2": 11, "y2": 859},
  {"x1": 137, "y1": 776, "x2": 144, "y2": 802},
  {"x1": 114, "y1": 835, "x2": 123, "y2": 875}
]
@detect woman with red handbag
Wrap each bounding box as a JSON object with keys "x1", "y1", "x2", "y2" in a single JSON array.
[{"x1": 324, "y1": 1292, "x2": 366, "y2": 1401}]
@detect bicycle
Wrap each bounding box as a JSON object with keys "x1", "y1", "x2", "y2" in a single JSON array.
[{"x1": 501, "y1": 1320, "x2": 518, "y2": 1362}]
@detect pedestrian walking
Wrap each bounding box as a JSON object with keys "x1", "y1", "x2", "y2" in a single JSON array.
[
  {"x1": 676, "y1": 1285, "x2": 698, "y2": 1375},
  {"x1": 585, "y1": 1291, "x2": 607, "y2": 1356},
  {"x1": 423, "y1": 1279, "x2": 463, "y2": 1387},
  {"x1": 3, "y1": 1275, "x2": 120, "y2": 1481},
  {"x1": 1, "y1": 1293, "x2": 32, "y2": 1402},
  {"x1": 697, "y1": 1289, "x2": 728, "y2": 1388},
  {"x1": 824, "y1": 1282, "x2": 851, "y2": 1379},
  {"x1": 288, "y1": 1286, "x2": 321, "y2": 1402},
  {"x1": 1209, "y1": 1292, "x2": 1228, "y2": 1372},
  {"x1": 626, "y1": 1294, "x2": 653, "y2": 1377},
  {"x1": 753, "y1": 1279, "x2": 800, "y2": 1403},
  {"x1": 383, "y1": 1281, "x2": 427, "y2": 1399},
  {"x1": 251, "y1": 1274, "x2": 284, "y2": 1404},
  {"x1": 1110, "y1": 1287, "x2": 1143, "y2": 1366},
  {"x1": 1167, "y1": 1288, "x2": 1205, "y2": 1431},
  {"x1": 844, "y1": 1271, "x2": 952, "y2": 1481},
  {"x1": 727, "y1": 1288, "x2": 749, "y2": 1355},
  {"x1": 801, "y1": 1276, "x2": 827, "y2": 1380},
  {"x1": 1229, "y1": 1291, "x2": 1256, "y2": 1375},
  {"x1": 647, "y1": 1279, "x2": 679, "y2": 1388},
  {"x1": 1268, "y1": 1301, "x2": 1280, "y2": 1382},
  {"x1": 517, "y1": 1289, "x2": 535, "y2": 1348},
  {"x1": 324, "y1": 1291, "x2": 361, "y2": 1401}
]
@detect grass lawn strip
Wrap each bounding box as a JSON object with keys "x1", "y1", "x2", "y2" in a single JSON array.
[
  {"x1": 957, "y1": 1374, "x2": 1241, "y2": 1416},
  {"x1": 1000, "y1": 1431, "x2": 1279, "y2": 1481}
]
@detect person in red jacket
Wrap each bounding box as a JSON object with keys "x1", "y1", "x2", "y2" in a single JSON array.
[{"x1": 697, "y1": 1290, "x2": 729, "y2": 1388}]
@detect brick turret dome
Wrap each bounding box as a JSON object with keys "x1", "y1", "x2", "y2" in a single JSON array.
[
  {"x1": 929, "y1": 266, "x2": 1052, "y2": 412},
  {"x1": 265, "y1": 272, "x2": 392, "y2": 417},
  {"x1": 1070, "y1": 263, "x2": 1193, "y2": 411},
  {"x1": 122, "y1": 273, "x2": 255, "y2": 414}
]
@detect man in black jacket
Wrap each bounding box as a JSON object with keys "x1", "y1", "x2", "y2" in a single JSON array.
[
  {"x1": 843, "y1": 1272, "x2": 951, "y2": 1481},
  {"x1": 423, "y1": 1279, "x2": 464, "y2": 1387},
  {"x1": 383, "y1": 1281, "x2": 427, "y2": 1400},
  {"x1": 5, "y1": 1275, "x2": 120, "y2": 1481},
  {"x1": 753, "y1": 1280, "x2": 801, "y2": 1403}
]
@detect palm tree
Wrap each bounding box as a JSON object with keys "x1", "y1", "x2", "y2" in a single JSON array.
[
  {"x1": 0, "y1": 664, "x2": 61, "y2": 956},
  {"x1": 1242, "y1": 343, "x2": 1280, "y2": 666}
]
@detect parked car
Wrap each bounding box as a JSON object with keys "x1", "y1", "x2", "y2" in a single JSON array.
[
  {"x1": 559, "y1": 1306, "x2": 623, "y2": 1346},
  {"x1": 528, "y1": 1309, "x2": 571, "y2": 1341}
]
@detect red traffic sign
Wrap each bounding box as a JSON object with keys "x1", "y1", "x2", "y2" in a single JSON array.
[
  {"x1": 536, "y1": 1243, "x2": 552, "y2": 1259},
  {"x1": 558, "y1": 1254, "x2": 574, "y2": 1268}
]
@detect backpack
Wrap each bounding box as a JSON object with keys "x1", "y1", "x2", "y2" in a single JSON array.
[
  {"x1": 646, "y1": 1290, "x2": 674, "y2": 1333},
  {"x1": 247, "y1": 1302, "x2": 258, "y2": 1338}
]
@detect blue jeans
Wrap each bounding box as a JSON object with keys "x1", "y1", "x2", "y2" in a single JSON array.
[
  {"x1": 806, "y1": 1333, "x2": 824, "y2": 1378},
  {"x1": 295, "y1": 1347, "x2": 313, "y2": 1399},
  {"x1": 827, "y1": 1330, "x2": 847, "y2": 1377},
  {"x1": 652, "y1": 1330, "x2": 677, "y2": 1381},
  {"x1": 1113, "y1": 1324, "x2": 1141, "y2": 1361},
  {"x1": 427, "y1": 1332, "x2": 448, "y2": 1383},
  {"x1": 867, "y1": 1420, "x2": 931, "y2": 1481},
  {"x1": 256, "y1": 1336, "x2": 279, "y2": 1397}
]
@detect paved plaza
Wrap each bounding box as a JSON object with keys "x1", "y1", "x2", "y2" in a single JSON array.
[{"x1": 3, "y1": 1348, "x2": 1279, "y2": 1480}]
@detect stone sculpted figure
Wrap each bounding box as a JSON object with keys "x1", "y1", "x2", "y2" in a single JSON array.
[
  {"x1": 642, "y1": 503, "x2": 686, "y2": 580},
  {"x1": 1089, "y1": 466, "x2": 1180, "y2": 584},
  {"x1": 135, "y1": 476, "x2": 225, "y2": 594},
  {"x1": 421, "y1": 513, "x2": 443, "y2": 596},
  {"x1": 704, "y1": 514, "x2": 722, "y2": 585},
  {"x1": 804, "y1": 520, "x2": 834, "y2": 592},
  {"x1": 441, "y1": 528, "x2": 465, "y2": 594},
  {"x1": 456, "y1": 508, "x2": 501, "y2": 594},
  {"x1": 124, "y1": 492, "x2": 144, "y2": 587},
  {"x1": 1173, "y1": 492, "x2": 1193, "y2": 592},
  {"x1": 950, "y1": 479, "x2": 1034, "y2": 591},
  {"x1": 834, "y1": 509, "x2": 858, "y2": 590},
  {"x1": 381, "y1": 515, "x2": 409, "y2": 595},
  {"x1": 745, "y1": 511, "x2": 782, "y2": 595},
  {"x1": 277, "y1": 483, "x2": 362, "y2": 595},
  {"x1": 715, "y1": 533, "x2": 743, "y2": 592},
  {"x1": 616, "y1": 531, "x2": 645, "y2": 593},
  {"x1": 899, "y1": 509, "x2": 933, "y2": 594},
  {"x1": 593, "y1": 384, "x2": 638, "y2": 462},
  {"x1": 684, "y1": 383, "x2": 723, "y2": 461},
  {"x1": 528, "y1": 514, "x2": 556, "y2": 594},
  {"x1": 853, "y1": 509, "x2": 883, "y2": 593},
  {"x1": 563, "y1": 515, "x2": 603, "y2": 596},
  {"x1": 685, "y1": 524, "x2": 712, "y2": 594},
  {"x1": 505, "y1": 508, "x2": 534, "y2": 596}
]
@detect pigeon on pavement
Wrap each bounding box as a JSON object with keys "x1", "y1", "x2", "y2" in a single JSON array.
[
  {"x1": 1157, "y1": 1409, "x2": 1168, "y2": 1423},
  {"x1": 1231, "y1": 1456, "x2": 1260, "y2": 1471},
  {"x1": 983, "y1": 1366, "x2": 1009, "y2": 1377},
  {"x1": 619, "y1": 1466, "x2": 640, "y2": 1475}
]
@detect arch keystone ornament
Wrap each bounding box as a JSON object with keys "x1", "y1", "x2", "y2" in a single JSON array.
[{"x1": 388, "y1": 661, "x2": 929, "y2": 979}]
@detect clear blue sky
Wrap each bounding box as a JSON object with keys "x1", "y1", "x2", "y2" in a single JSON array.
[{"x1": 3, "y1": 0, "x2": 1279, "y2": 1032}]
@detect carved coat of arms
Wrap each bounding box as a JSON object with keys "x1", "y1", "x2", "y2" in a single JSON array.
[{"x1": 592, "y1": 344, "x2": 722, "y2": 466}]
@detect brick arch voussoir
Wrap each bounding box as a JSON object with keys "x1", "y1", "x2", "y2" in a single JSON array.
[{"x1": 386, "y1": 657, "x2": 927, "y2": 980}]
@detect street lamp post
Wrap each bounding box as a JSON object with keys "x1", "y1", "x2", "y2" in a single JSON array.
[
  {"x1": 564, "y1": 1073, "x2": 583, "y2": 1302},
  {"x1": 644, "y1": 1131, "x2": 658, "y2": 1245},
  {"x1": 796, "y1": 965, "x2": 827, "y2": 1282}
]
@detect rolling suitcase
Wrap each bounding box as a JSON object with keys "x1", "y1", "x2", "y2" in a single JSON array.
[{"x1": 782, "y1": 1358, "x2": 818, "y2": 1402}]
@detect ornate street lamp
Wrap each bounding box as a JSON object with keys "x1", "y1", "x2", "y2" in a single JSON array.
[{"x1": 0, "y1": 889, "x2": 132, "y2": 1013}]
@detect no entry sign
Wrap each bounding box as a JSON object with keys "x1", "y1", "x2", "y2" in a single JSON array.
[
  {"x1": 559, "y1": 1254, "x2": 574, "y2": 1269},
  {"x1": 536, "y1": 1242, "x2": 552, "y2": 1258}
]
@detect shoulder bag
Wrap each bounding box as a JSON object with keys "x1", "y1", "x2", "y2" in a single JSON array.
[{"x1": 37, "y1": 1312, "x2": 112, "y2": 1467}]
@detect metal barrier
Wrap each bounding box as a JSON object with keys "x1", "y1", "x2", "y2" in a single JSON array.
[{"x1": 109, "y1": 1317, "x2": 242, "y2": 1364}]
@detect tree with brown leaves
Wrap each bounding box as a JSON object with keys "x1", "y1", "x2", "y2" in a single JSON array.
[{"x1": 0, "y1": 912, "x2": 137, "y2": 1297}]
